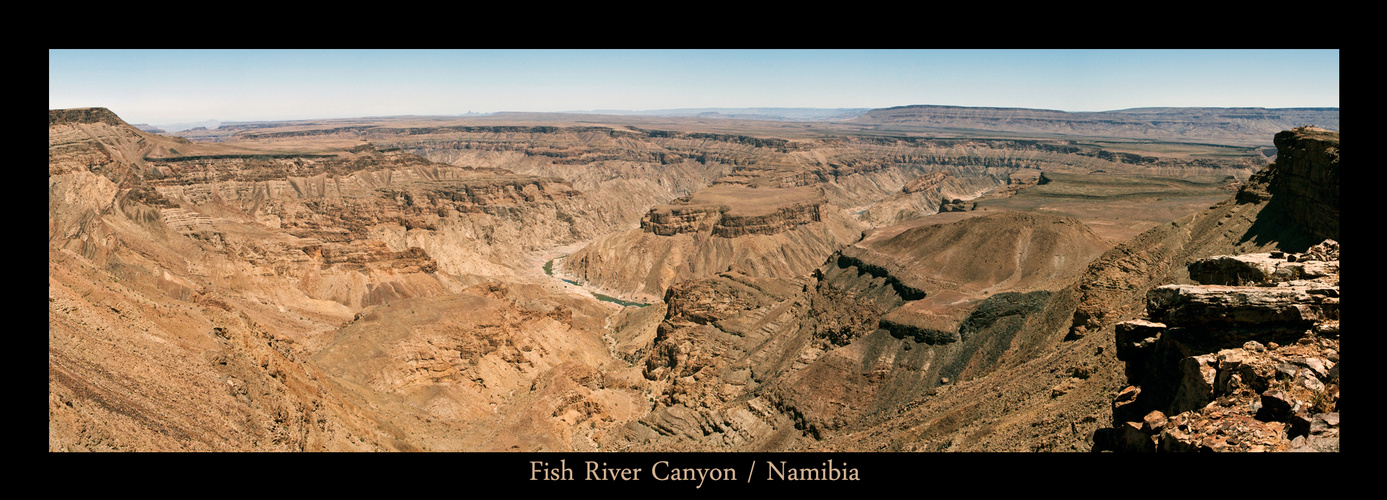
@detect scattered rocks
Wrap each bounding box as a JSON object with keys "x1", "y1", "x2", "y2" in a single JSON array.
[
  {"x1": 1094, "y1": 240, "x2": 1339, "y2": 452},
  {"x1": 1141, "y1": 410, "x2": 1167, "y2": 434},
  {"x1": 937, "y1": 198, "x2": 974, "y2": 212}
]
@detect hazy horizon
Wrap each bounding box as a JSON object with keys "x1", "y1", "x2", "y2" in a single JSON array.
[{"x1": 49, "y1": 49, "x2": 1340, "y2": 127}]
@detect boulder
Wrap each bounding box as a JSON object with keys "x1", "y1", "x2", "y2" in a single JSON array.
[{"x1": 1147, "y1": 284, "x2": 1336, "y2": 329}]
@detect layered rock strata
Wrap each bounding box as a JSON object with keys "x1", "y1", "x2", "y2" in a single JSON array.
[
  {"x1": 852, "y1": 105, "x2": 1339, "y2": 145},
  {"x1": 642, "y1": 205, "x2": 727, "y2": 236},
  {"x1": 48, "y1": 109, "x2": 649, "y2": 451},
  {"x1": 1240, "y1": 127, "x2": 1338, "y2": 243},
  {"x1": 598, "y1": 210, "x2": 1115, "y2": 450},
  {"x1": 641, "y1": 202, "x2": 824, "y2": 238},
  {"x1": 558, "y1": 185, "x2": 862, "y2": 301},
  {"x1": 1096, "y1": 240, "x2": 1339, "y2": 452},
  {"x1": 855, "y1": 168, "x2": 1008, "y2": 227},
  {"x1": 51, "y1": 106, "x2": 1300, "y2": 453},
  {"x1": 1068, "y1": 127, "x2": 1341, "y2": 340},
  {"x1": 780, "y1": 126, "x2": 1339, "y2": 453}
]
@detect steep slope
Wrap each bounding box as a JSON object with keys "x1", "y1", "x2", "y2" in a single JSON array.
[
  {"x1": 796, "y1": 127, "x2": 1339, "y2": 452},
  {"x1": 50, "y1": 106, "x2": 1305, "y2": 454},
  {"x1": 1094, "y1": 241, "x2": 1339, "y2": 452},
  {"x1": 761, "y1": 211, "x2": 1112, "y2": 440},
  {"x1": 392, "y1": 126, "x2": 737, "y2": 232},
  {"x1": 555, "y1": 185, "x2": 864, "y2": 302},
  {"x1": 857, "y1": 169, "x2": 1019, "y2": 227},
  {"x1": 48, "y1": 109, "x2": 649, "y2": 451},
  {"x1": 50, "y1": 109, "x2": 417, "y2": 450},
  {"x1": 1088, "y1": 128, "x2": 1340, "y2": 452},
  {"x1": 595, "y1": 210, "x2": 1112, "y2": 450}
]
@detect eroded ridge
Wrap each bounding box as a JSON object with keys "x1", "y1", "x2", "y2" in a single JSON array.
[
  {"x1": 641, "y1": 185, "x2": 827, "y2": 238},
  {"x1": 50, "y1": 105, "x2": 1329, "y2": 453}
]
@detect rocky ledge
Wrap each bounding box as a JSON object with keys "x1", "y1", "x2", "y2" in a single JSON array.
[
  {"x1": 49, "y1": 107, "x2": 128, "y2": 126},
  {"x1": 902, "y1": 171, "x2": 950, "y2": 194},
  {"x1": 1095, "y1": 239, "x2": 1339, "y2": 452},
  {"x1": 642, "y1": 205, "x2": 728, "y2": 236},
  {"x1": 641, "y1": 202, "x2": 824, "y2": 237},
  {"x1": 1236, "y1": 126, "x2": 1339, "y2": 243}
]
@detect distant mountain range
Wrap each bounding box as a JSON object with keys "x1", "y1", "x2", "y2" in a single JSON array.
[
  {"x1": 149, "y1": 105, "x2": 1339, "y2": 146},
  {"x1": 145, "y1": 112, "x2": 502, "y2": 134},
  {"x1": 848, "y1": 105, "x2": 1339, "y2": 145},
  {"x1": 135, "y1": 119, "x2": 223, "y2": 133},
  {"x1": 573, "y1": 107, "x2": 874, "y2": 121}
]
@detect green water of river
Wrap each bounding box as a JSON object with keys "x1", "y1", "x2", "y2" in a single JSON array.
[
  {"x1": 593, "y1": 292, "x2": 647, "y2": 308},
  {"x1": 544, "y1": 258, "x2": 646, "y2": 307}
]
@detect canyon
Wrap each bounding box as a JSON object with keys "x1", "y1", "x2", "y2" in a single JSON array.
[{"x1": 48, "y1": 105, "x2": 1338, "y2": 454}]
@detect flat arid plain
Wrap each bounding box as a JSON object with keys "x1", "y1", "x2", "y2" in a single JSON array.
[{"x1": 49, "y1": 105, "x2": 1339, "y2": 457}]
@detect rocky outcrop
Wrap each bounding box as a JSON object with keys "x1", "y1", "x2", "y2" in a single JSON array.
[
  {"x1": 641, "y1": 186, "x2": 826, "y2": 238},
  {"x1": 1095, "y1": 240, "x2": 1340, "y2": 452},
  {"x1": 713, "y1": 203, "x2": 822, "y2": 237},
  {"x1": 902, "y1": 171, "x2": 950, "y2": 194},
  {"x1": 1246, "y1": 127, "x2": 1339, "y2": 243},
  {"x1": 642, "y1": 205, "x2": 727, "y2": 236},
  {"x1": 1068, "y1": 129, "x2": 1340, "y2": 341},
  {"x1": 50, "y1": 107, "x2": 129, "y2": 126},
  {"x1": 48, "y1": 109, "x2": 665, "y2": 452},
  {"x1": 877, "y1": 317, "x2": 958, "y2": 344},
  {"x1": 1186, "y1": 248, "x2": 1339, "y2": 286},
  {"x1": 52, "y1": 105, "x2": 1311, "y2": 455},
  {"x1": 1145, "y1": 284, "x2": 1336, "y2": 330},
  {"x1": 937, "y1": 198, "x2": 974, "y2": 212},
  {"x1": 559, "y1": 204, "x2": 862, "y2": 303},
  {"x1": 830, "y1": 253, "x2": 927, "y2": 301},
  {"x1": 560, "y1": 184, "x2": 861, "y2": 301}
]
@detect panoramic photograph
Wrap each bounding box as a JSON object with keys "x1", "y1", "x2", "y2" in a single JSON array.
[{"x1": 49, "y1": 49, "x2": 1338, "y2": 465}]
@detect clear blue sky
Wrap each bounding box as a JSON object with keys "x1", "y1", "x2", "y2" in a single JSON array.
[{"x1": 49, "y1": 49, "x2": 1340, "y2": 126}]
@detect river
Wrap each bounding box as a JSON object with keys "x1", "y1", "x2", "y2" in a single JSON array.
[{"x1": 544, "y1": 257, "x2": 648, "y2": 308}]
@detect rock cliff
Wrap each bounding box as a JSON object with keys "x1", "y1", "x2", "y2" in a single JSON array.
[
  {"x1": 1073, "y1": 127, "x2": 1342, "y2": 452},
  {"x1": 1239, "y1": 127, "x2": 1339, "y2": 243},
  {"x1": 554, "y1": 183, "x2": 862, "y2": 301},
  {"x1": 1068, "y1": 127, "x2": 1340, "y2": 340},
  {"x1": 594, "y1": 210, "x2": 1114, "y2": 450},
  {"x1": 1095, "y1": 240, "x2": 1339, "y2": 452},
  {"x1": 50, "y1": 107, "x2": 131, "y2": 126},
  {"x1": 642, "y1": 201, "x2": 825, "y2": 238},
  {"x1": 780, "y1": 126, "x2": 1340, "y2": 453},
  {"x1": 558, "y1": 205, "x2": 861, "y2": 303},
  {"x1": 642, "y1": 205, "x2": 728, "y2": 236},
  {"x1": 50, "y1": 106, "x2": 1312, "y2": 454},
  {"x1": 48, "y1": 109, "x2": 644, "y2": 451}
]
